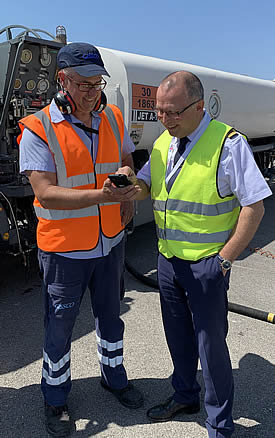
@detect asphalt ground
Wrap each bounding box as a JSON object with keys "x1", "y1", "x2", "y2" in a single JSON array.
[{"x1": 0, "y1": 177, "x2": 274, "y2": 438}]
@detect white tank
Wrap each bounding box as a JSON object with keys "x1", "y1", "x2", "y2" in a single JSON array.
[{"x1": 99, "y1": 47, "x2": 275, "y2": 153}]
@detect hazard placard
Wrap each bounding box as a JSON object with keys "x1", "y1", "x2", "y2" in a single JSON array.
[{"x1": 132, "y1": 83, "x2": 158, "y2": 122}]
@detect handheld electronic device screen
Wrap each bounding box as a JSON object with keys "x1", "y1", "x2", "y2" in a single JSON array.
[{"x1": 108, "y1": 174, "x2": 133, "y2": 188}]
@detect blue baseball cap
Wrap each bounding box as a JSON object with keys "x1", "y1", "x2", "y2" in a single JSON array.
[{"x1": 57, "y1": 42, "x2": 110, "y2": 77}]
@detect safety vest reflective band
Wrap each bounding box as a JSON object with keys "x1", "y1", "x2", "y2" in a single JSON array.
[
  {"x1": 153, "y1": 198, "x2": 240, "y2": 216},
  {"x1": 18, "y1": 104, "x2": 124, "y2": 252},
  {"x1": 151, "y1": 120, "x2": 240, "y2": 261}
]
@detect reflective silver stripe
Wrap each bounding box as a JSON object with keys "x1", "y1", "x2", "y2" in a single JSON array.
[
  {"x1": 95, "y1": 162, "x2": 120, "y2": 175},
  {"x1": 43, "y1": 349, "x2": 70, "y2": 372},
  {"x1": 34, "y1": 111, "x2": 67, "y2": 186},
  {"x1": 166, "y1": 198, "x2": 239, "y2": 216},
  {"x1": 97, "y1": 352, "x2": 123, "y2": 368},
  {"x1": 157, "y1": 225, "x2": 231, "y2": 243},
  {"x1": 96, "y1": 334, "x2": 123, "y2": 351},
  {"x1": 104, "y1": 106, "x2": 122, "y2": 164},
  {"x1": 66, "y1": 173, "x2": 95, "y2": 188},
  {"x1": 153, "y1": 198, "x2": 239, "y2": 216},
  {"x1": 34, "y1": 205, "x2": 98, "y2": 220},
  {"x1": 152, "y1": 200, "x2": 166, "y2": 212},
  {"x1": 42, "y1": 368, "x2": 71, "y2": 386}
]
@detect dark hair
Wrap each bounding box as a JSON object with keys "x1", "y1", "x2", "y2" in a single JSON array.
[
  {"x1": 184, "y1": 72, "x2": 204, "y2": 100},
  {"x1": 161, "y1": 71, "x2": 204, "y2": 100}
]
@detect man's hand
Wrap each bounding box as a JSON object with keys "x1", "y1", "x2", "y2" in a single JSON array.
[
  {"x1": 116, "y1": 166, "x2": 150, "y2": 200},
  {"x1": 116, "y1": 166, "x2": 137, "y2": 185},
  {"x1": 219, "y1": 200, "x2": 265, "y2": 264},
  {"x1": 102, "y1": 177, "x2": 141, "y2": 202},
  {"x1": 120, "y1": 201, "x2": 135, "y2": 226},
  {"x1": 221, "y1": 267, "x2": 228, "y2": 277}
]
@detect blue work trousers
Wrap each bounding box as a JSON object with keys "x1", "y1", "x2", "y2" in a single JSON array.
[
  {"x1": 158, "y1": 253, "x2": 234, "y2": 438},
  {"x1": 38, "y1": 239, "x2": 127, "y2": 407}
]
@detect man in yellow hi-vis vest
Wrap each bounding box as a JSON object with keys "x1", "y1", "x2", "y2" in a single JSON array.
[{"x1": 119, "y1": 71, "x2": 272, "y2": 438}]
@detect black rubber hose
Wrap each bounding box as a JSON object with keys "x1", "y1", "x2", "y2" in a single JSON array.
[
  {"x1": 125, "y1": 259, "x2": 275, "y2": 325},
  {"x1": 228, "y1": 302, "x2": 275, "y2": 324}
]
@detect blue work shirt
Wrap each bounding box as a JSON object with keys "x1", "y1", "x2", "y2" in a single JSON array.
[{"x1": 19, "y1": 100, "x2": 135, "y2": 259}]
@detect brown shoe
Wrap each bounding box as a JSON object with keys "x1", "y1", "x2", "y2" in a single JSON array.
[
  {"x1": 45, "y1": 403, "x2": 71, "y2": 437},
  {"x1": 147, "y1": 396, "x2": 200, "y2": 422}
]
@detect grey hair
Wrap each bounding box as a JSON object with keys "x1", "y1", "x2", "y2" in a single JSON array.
[{"x1": 61, "y1": 67, "x2": 76, "y2": 77}]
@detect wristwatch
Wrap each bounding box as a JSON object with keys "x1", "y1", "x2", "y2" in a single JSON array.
[{"x1": 217, "y1": 254, "x2": 232, "y2": 271}]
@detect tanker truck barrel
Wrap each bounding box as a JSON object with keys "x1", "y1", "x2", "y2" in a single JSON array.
[{"x1": 99, "y1": 46, "x2": 275, "y2": 149}]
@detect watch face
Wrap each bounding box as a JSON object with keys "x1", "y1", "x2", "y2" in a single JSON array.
[{"x1": 222, "y1": 260, "x2": 232, "y2": 270}]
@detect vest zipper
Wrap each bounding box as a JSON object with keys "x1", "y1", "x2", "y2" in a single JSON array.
[{"x1": 164, "y1": 198, "x2": 168, "y2": 239}]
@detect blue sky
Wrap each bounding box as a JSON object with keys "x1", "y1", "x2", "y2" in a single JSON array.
[{"x1": 1, "y1": 0, "x2": 274, "y2": 80}]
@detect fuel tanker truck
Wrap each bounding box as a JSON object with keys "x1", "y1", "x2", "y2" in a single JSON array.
[{"x1": 0, "y1": 24, "x2": 274, "y2": 263}]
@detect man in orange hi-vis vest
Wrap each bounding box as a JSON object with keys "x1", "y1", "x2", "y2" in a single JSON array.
[{"x1": 19, "y1": 42, "x2": 143, "y2": 437}]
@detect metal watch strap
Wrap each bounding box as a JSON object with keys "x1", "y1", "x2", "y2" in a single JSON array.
[{"x1": 217, "y1": 254, "x2": 232, "y2": 270}]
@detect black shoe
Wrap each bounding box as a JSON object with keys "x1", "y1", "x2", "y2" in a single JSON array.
[
  {"x1": 147, "y1": 396, "x2": 200, "y2": 422},
  {"x1": 45, "y1": 403, "x2": 71, "y2": 437},
  {"x1": 100, "y1": 378, "x2": 143, "y2": 409}
]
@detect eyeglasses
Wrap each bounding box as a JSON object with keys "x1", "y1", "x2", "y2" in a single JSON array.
[
  {"x1": 155, "y1": 99, "x2": 202, "y2": 119},
  {"x1": 66, "y1": 75, "x2": 107, "y2": 92}
]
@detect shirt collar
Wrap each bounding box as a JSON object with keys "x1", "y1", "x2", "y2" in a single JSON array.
[
  {"x1": 49, "y1": 99, "x2": 101, "y2": 124},
  {"x1": 187, "y1": 110, "x2": 211, "y2": 141},
  {"x1": 173, "y1": 110, "x2": 211, "y2": 145}
]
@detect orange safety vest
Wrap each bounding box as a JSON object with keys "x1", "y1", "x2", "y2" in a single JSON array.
[{"x1": 18, "y1": 104, "x2": 124, "y2": 252}]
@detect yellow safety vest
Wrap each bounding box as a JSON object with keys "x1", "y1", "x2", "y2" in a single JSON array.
[{"x1": 151, "y1": 120, "x2": 240, "y2": 261}]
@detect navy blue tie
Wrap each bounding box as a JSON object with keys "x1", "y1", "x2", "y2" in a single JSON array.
[{"x1": 173, "y1": 137, "x2": 189, "y2": 166}]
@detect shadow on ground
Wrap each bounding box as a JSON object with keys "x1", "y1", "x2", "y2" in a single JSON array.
[
  {"x1": 0, "y1": 353, "x2": 274, "y2": 437},
  {"x1": 0, "y1": 267, "x2": 133, "y2": 375}
]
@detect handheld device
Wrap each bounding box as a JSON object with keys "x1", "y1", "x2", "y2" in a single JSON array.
[{"x1": 108, "y1": 174, "x2": 133, "y2": 188}]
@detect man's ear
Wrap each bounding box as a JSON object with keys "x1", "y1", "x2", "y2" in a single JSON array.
[
  {"x1": 196, "y1": 100, "x2": 204, "y2": 111},
  {"x1": 57, "y1": 70, "x2": 66, "y2": 87}
]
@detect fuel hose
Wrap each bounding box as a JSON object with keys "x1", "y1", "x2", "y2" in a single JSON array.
[{"x1": 125, "y1": 259, "x2": 275, "y2": 325}]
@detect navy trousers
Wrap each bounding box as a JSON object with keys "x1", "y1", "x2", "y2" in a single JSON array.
[
  {"x1": 158, "y1": 253, "x2": 234, "y2": 438},
  {"x1": 38, "y1": 239, "x2": 127, "y2": 407}
]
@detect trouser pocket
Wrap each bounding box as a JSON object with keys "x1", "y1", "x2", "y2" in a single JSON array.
[{"x1": 44, "y1": 282, "x2": 82, "y2": 357}]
